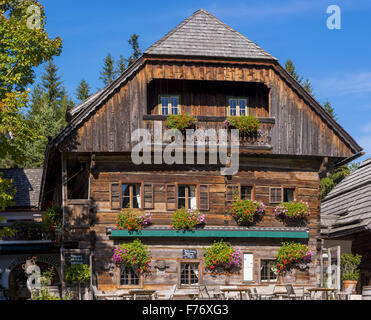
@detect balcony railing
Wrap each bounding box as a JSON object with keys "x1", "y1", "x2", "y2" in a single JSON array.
[{"x1": 143, "y1": 115, "x2": 275, "y2": 149}]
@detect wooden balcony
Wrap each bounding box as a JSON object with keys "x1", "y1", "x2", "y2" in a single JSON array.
[{"x1": 142, "y1": 115, "x2": 275, "y2": 150}]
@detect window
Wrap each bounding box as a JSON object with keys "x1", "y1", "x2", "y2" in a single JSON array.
[
  {"x1": 180, "y1": 262, "x2": 199, "y2": 286},
  {"x1": 120, "y1": 266, "x2": 139, "y2": 286},
  {"x1": 269, "y1": 187, "x2": 282, "y2": 204},
  {"x1": 260, "y1": 260, "x2": 277, "y2": 282},
  {"x1": 284, "y1": 188, "x2": 295, "y2": 202},
  {"x1": 228, "y1": 98, "x2": 248, "y2": 116},
  {"x1": 241, "y1": 186, "x2": 253, "y2": 200},
  {"x1": 122, "y1": 184, "x2": 142, "y2": 209},
  {"x1": 160, "y1": 96, "x2": 180, "y2": 115},
  {"x1": 178, "y1": 185, "x2": 197, "y2": 210},
  {"x1": 226, "y1": 184, "x2": 240, "y2": 202}
]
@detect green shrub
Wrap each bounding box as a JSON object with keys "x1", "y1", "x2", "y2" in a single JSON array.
[
  {"x1": 224, "y1": 115, "x2": 261, "y2": 134},
  {"x1": 42, "y1": 207, "x2": 62, "y2": 233},
  {"x1": 170, "y1": 207, "x2": 205, "y2": 231},
  {"x1": 165, "y1": 113, "x2": 197, "y2": 131},
  {"x1": 341, "y1": 254, "x2": 362, "y2": 281},
  {"x1": 65, "y1": 264, "x2": 90, "y2": 283}
]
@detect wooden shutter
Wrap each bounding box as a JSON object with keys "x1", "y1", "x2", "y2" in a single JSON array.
[
  {"x1": 110, "y1": 183, "x2": 121, "y2": 210},
  {"x1": 243, "y1": 254, "x2": 254, "y2": 281},
  {"x1": 143, "y1": 183, "x2": 154, "y2": 209},
  {"x1": 166, "y1": 184, "x2": 177, "y2": 211},
  {"x1": 270, "y1": 187, "x2": 282, "y2": 203},
  {"x1": 199, "y1": 185, "x2": 209, "y2": 211},
  {"x1": 226, "y1": 184, "x2": 240, "y2": 202}
]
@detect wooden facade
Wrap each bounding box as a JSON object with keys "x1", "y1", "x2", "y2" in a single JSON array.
[{"x1": 40, "y1": 9, "x2": 362, "y2": 298}]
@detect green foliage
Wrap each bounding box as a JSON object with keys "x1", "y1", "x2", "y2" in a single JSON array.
[
  {"x1": 276, "y1": 242, "x2": 312, "y2": 273},
  {"x1": 341, "y1": 254, "x2": 362, "y2": 281},
  {"x1": 224, "y1": 115, "x2": 261, "y2": 134},
  {"x1": 284, "y1": 59, "x2": 314, "y2": 95},
  {"x1": 323, "y1": 100, "x2": 338, "y2": 121},
  {"x1": 0, "y1": 0, "x2": 62, "y2": 165},
  {"x1": 65, "y1": 264, "x2": 91, "y2": 283},
  {"x1": 100, "y1": 53, "x2": 116, "y2": 86},
  {"x1": 42, "y1": 207, "x2": 62, "y2": 234},
  {"x1": 229, "y1": 198, "x2": 265, "y2": 225},
  {"x1": 113, "y1": 239, "x2": 150, "y2": 272},
  {"x1": 126, "y1": 34, "x2": 141, "y2": 66},
  {"x1": 116, "y1": 54, "x2": 127, "y2": 74},
  {"x1": 32, "y1": 287, "x2": 60, "y2": 300},
  {"x1": 0, "y1": 174, "x2": 17, "y2": 239},
  {"x1": 170, "y1": 207, "x2": 205, "y2": 231},
  {"x1": 76, "y1": 79, "x2": 90, "y2": 102},
  {"x1": 274, "y1": 201, "x2": 310, "y2": 219},
  {"x1": 8, "y1": 221, "x2": 43, "y2": 240},
  {"x1": 203, "y1": 240, "x2": 242, "y2": 272},
  {"x1": 165, "y1": 113, "x2": 198, "y2": 131},
  {"x1": 115, "y1": 209, "x2": 152, "y2": 231}
]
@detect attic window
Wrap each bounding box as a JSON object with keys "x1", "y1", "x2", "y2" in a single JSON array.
[{"x1": 160, "y1": 96, "x2": 180, "y2": 115}]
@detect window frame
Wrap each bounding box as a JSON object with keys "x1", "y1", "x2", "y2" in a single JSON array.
[
  {"x1": 158, "y1": 95, "x2": 181, "y2": 115},
  {"x1": 118, "y1": 265, "x2": 143, "y2": 289},
  {"x1": 227, "y1": 97, "x2": 249, "y2": 116},
  {"x1": 120, "y1": 182, "x2": 143, "y2": 210},
  {"x1": 242, "y1": 252, "x2": 255, "y2": 283},
  {"x1": 283, "y1": 187, "x2": 297, "y2": 203},
  {"x1": 178, "y1": 259, "x2": 202, "y2": 288},
  {"x1": 260, "y1": 259, "x2": 278, "y2": 284},
  {"x1": 177, "y1": 184, "x2": 198, "y2": 210},
  {"x1": 240, "y1": 185, "x2": 255, "y2": 201},
  {"x1": 269, "y1": 186, "x2": 297, "y2": 204}
]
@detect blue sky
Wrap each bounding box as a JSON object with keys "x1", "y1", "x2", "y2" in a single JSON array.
[{"x1": 35, "y1": 0, "x2": 371, "y2": 160}]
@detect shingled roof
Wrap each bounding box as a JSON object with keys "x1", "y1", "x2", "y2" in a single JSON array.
[
  {"x1": 145, "y1": 9, "x2": 276, "y2": 60},
  {"x1": 321, "y1": 158, "x2": 371, "y2": 237},
  {"x1": 0, "y1": 169, "x2": 43, "y2": 208}
]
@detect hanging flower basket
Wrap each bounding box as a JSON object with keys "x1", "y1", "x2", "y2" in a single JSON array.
[
  {"x1": 274, "y1": 201, "x2": 310, "y2": 220},
  {"x1": 224, "y1": 115, "x2": 261, "y2": 135},
  {"x1": 113, "y1": 239, "x2": 151, "y2": 273},
  {"x1": 276, "y1": 242, "x2": 312, "y2": 274},
  {"x1": 229, "y1": 198, "x2": 265, "y2": 226},
  {"x1": 204, "y1": 240, "x2": 242, "y2": 273}
]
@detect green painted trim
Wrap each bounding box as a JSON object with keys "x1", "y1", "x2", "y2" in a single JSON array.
[
  {"x1": 0, "y1": 244, "x2": 53, "y2": 252},
  {"x1": 110, "y1": 229, "x2": 309, "y2": 239}
]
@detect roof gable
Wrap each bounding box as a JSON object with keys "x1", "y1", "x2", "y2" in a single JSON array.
[{"x1": 145, "y1": 9, "x2": 275, "y2": 60}]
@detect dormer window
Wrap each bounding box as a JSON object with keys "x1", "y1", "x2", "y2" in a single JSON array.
[
  {"x1": 228, "y1": 98, "x2": 248, "y2": 116},
  {"x1": 160, "y1": 96, "x2": 180, "y2": 115}
]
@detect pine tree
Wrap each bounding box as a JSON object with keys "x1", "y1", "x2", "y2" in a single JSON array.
[
  {"x1": 76, "y1": 79, "x2": 91, "y2": 102},
  {"x1": 42, "y1": 59, "x2": 64, "y2": 103},
  {"x1": 117, "y1": 54, "x2": 127, "y2": 75},
  {"x1": 126, "y1": 34, "x2": 141, "y2": 67},
  {"x1": 323, "y1": 100, "x2": 338, "y2": 121},
  {"x1": 284, "y1": 59, "x2": 314, "y2": 95},
  {"x1": 100, "y1": 53, "x2": 116, "y2": 86}
]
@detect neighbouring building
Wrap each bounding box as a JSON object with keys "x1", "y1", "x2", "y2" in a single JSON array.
[
  {"x1": 0, "y1": 169, "x2": 61, "y2": 300},
  {"x1": 39, "y1": 9, "x2": 362, "y2": 298},
  {"x1": 321, "y1": 158, "x2": 371, "y2": 293}
]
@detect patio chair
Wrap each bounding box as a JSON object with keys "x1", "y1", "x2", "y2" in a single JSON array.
[
  {"x1": 251, "y1": 288, "x2": 261, "y2": 300},
  {"x1": 157, "y1": 284, "x2": 177, "y2": 300},
  {"x1": 259, "y1": 284, "x2": 276, "y2": 300},
  {"x1": 285, "y1": 284, "x2": 308, "y2": 300},
  {"x1": 246, "y1": 288, "x2": 257, "y2": 300},
  {"x1": 336, "y1": 284, "x2": 355, "y2": 300},
  {"x1": 197, "y1": 284, "x2": 211, "y2": 300}
]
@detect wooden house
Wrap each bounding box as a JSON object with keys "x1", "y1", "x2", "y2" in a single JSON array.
[
  {"x1": 39, "y1": 9, "x2": 362, "y2": 297},
  {"x1": 321, "y1": 158, "x2": 371, "y2": 292}
]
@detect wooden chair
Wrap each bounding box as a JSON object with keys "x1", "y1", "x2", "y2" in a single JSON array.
[
  {"x1": 259, "y1": 284, "x2": 276, "y2": 300},
  {"x1": 285, "y1": 284, "x2": 307, "y2": 300},
  {"x1": 197, "y1": 284, "x2": 211, "y2": 300},
  {"x1": 336, "y1": 284, "x2": 355, "y2": 300}
]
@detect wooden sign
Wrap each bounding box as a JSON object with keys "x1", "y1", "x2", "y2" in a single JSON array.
[{"x1": 183, "y1": 249, "x2": 197, "y2": 259}]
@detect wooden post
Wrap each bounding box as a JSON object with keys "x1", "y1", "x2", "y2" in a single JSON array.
[{"x1": 61, "y1": 153, "x2": 67, "y2": 294}]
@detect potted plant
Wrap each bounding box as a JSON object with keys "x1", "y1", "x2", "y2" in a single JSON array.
[
  {"x1": 65, "y1": 264, "x2": 91, "y2": 300},
  {"x1": 204, "y1": 240, "x2": 242, "y2": 273},
  {"x1": 274, "y1": 201, "x2": 310, "y2": 220},
  {"x1": 341, "y1": 253, "x2": 362, "y2": 293},
  {"x1": 170, "y1": 207, "x2": 205, "y2": 231},
  {"x1": 229, "y1": 197, "x2": 265, "y2": 226},
  {"x1": 115, "y1": 209, "x2": 152, "y2": 231},
  {"x1": 224, "y1": 115, "x2": 261, "y2": 135}
]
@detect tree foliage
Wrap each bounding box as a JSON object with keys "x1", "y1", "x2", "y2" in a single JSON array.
[
  {"x1": 76, "y1": 79, "x2": 90, "y2": 102},
  {"x1": 323, "y1": 100, "x2": 338, "y2": 121},
  {"x1": 0, "y1": 0, "x2": 62, "y2": 164},
  {"x1": 0, "y1": 173, "x2": 17, "y2": 239},
  {"x1": 99, "y1": 53, "x2": 116, "y2": 86}
]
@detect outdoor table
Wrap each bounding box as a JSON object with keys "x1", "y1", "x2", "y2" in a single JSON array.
[
  {"x1": 220, "y1": 287, "x2": 249, "y2": 300},
  {"x1": 272, "y1": 290, "x2": 289, "y2": 300},
  {"x1": 306, "y1": 288, "x2": 337, "y2": 300},
  {"x1": 128, "y1": 289, "x2": 157, "y2": 300}
]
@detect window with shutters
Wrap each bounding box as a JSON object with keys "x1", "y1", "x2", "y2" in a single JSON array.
[
  {"x1": 122, "y1": 184, "x2": 142, "y2": 209},
  {"x1": 260, "y1": 260, "x2": 277, "y2": 282},
  {"x1": 269, "y1": 187, "x2": 282, "y2": 204},
  {"x1": 226, "y1": 184, "x2": 240, "y2": 202},
  {"x1": 241, "y1": 186, "x2": 253, "y2": 200},
  {"x1": 178, "y1": 185, "x2": 197, "y2": 210},
  {"x1": 243, "y1": 253, "x2": 254, "y2": 282}
]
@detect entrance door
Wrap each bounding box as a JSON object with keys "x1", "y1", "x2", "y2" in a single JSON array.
[{"x1": 326, "y1": 246, "x2": 341, "y2": 290}]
